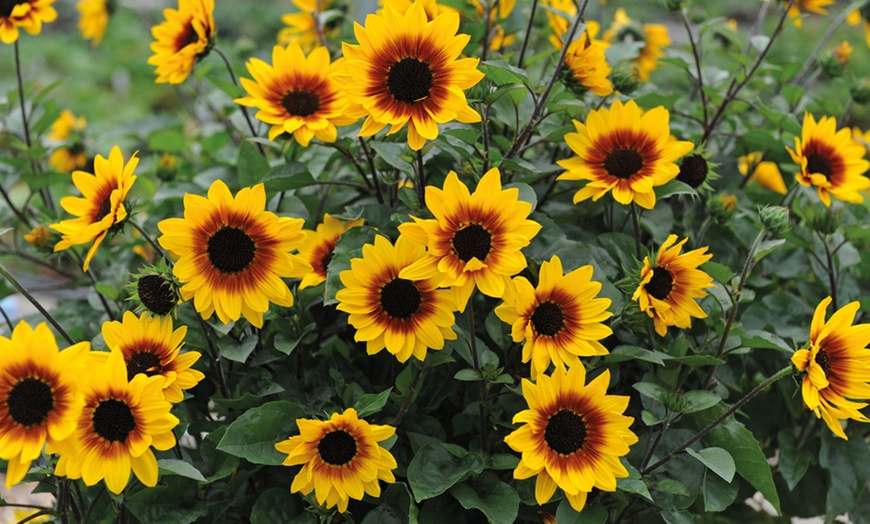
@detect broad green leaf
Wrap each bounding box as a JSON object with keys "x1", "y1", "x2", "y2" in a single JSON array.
[
  {"x1": 217, "y1": 335, "x2": 257, "y2": 363},
  {"x1": 353, "y1": 387, "x2": 393, "y2": 418},
  {"x1": 454, "y1": 369, "x2": 483, "y2": 381},
  {"x1": 657, "y1": 180, "x2": 698, "y2": 200},
  {"x1": 778, "y1": 430, "x2": 813, "y2": 491},
  {"x1": 661, "y1": 509, "x2": 694, "y2": 524},
  {"x1": 125, "y1": 477, "x2": 208, "y2": 524},
  {"x1": 251, "y1": 488, "x2": 313, "y2": 524},
  {"x1": 449, "y1": 473, "x2": 519, "y2": 524},
  {"x1": 406, "y1": 442, "x2": 484, "y2": 502},
  {"x1": 157, "y1": 459, "x2": 206, "y2": 482},
  {"x1": 362, "y1": 483, "x2": 419, "y2": 524},
  {"x1": 820, "y1": 429, "x2": 870, "y2": 519},
  {"x1": 618, "y1": 478, "x2": 653, "y2": 502},
  {"x1": 686, "y1": 447, "x2": 736, "y2": 482},
  {"x1": 633, "y1": 382, "x2": 669, "y2": 403},
  {"x1": 262, "y1": 163, "x2": 315, "y2": 192},
  {"x1": 554, "y1": 499, "x2": 607, "y2": 524},
  {"x1": 480, "y1": 60, "x2": 528, "y2": 85},
  {"x1": 702, "y1": 262, "x2": 735, "y2": 284},
  {"x1": 754, "y1": 239, "x2": 786, "y2": 263},
  {"x1": 606, "y1": 345, "x2": 670, "y2": 366},
  {"x1": 487, "y1": 454, "x2": 519, "y2": 470},
  {"x1": 323, "y1": 226, "x2": 379, "y2": 306},
  {"x1": 703, "y1": 470, "x2": 739, "y2": 512},
  {"x1": 217, "y1": 401, "x2": 304, "y2": 465},
  {"x1": 682, "y1": 391, "x2": 721, "y2": 413},
  {"x1": 741, "y1": 330, "x2": 792, "y2": 352},
  {"x1": 238, "y1": 140, "x2": 270, "y2": 186}
]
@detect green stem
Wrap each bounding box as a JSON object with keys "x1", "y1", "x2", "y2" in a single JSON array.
[
  {"x1": 415, "y1": 149, "x2": 426, "y2": 209},
  {"x1": 467, "y1": 301, "x2": 490, "y2": 454},
  {"x1": 213, "y1": 46, "x2": 266, "y2": 157},
  {"x1": 681, "y1": 9, "x2": 708, "y2": 128},
  {"x1": 130, "y1": 221, "x2": 168, "y2": 262},
  {"x1": 393, "y1": 357, "x2": 430, "y2": 426},
  {"x1": 791, "y1": 1, "x2": 866, "y2": 86},
  {"x1": 0, "y1": 263, "x2": 74, "y2": 344},
  {"x1": 358, "y1": 137, "x2": 384, "y2": 204},
  {"x1": 517, "y1": 0, "x2": 539, "y2": 69},
  {"x1": 630, "y1": 203, "x2": 642, "y2": 260},
  {"x1": 819, "y1": 231, "x2": 839, "y2": 310}
]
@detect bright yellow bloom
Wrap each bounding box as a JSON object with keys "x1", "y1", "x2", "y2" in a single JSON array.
[
  {"x1": 853, "y1": 127, "x2": 870, "y2": 150},
  {"x1": 791, "y1": 297, "x2": 870, "y2": 439},
  {"x1": 786, "y1": 0, "x2": 834, "y2": 27},
  {"x1": 719, "y1": 194, "x2": 738, "y2": 211},
  {"x1": 0, "y1": 0, "x2": 57, "y2": 44},
  {"x1": 276, "y1": 408, "x2": 397, "y2": 513},
  {"x1": 603, "y1": 8, "x2": 670, "y2": 81},
  {"x1": 76, "y1": 0, "x2": 113, "y2": 47},
  {"x1": 835, "y1": 41, "x2": 852, "y2": 65},
  {"x1": 380, "y1": 0, "x2": 456, "y2": 20},
  {"x1": 563, "y1": 30, "x2": 612, "y2": 96},
  {"x1": 23, "y1": 224, "x2": 53, "y2": 248},
  {"x1": 738, "y1": 152, "x2": 788, "y2": 194},
  {"x1": 542, "y1": 0, "x2": 577, "y2": 49},
  {"x1": 471, "y1": 0, "x2": 515, "y2": 19},
  {"x1": 147, "y1": 0, "x2": 215, "y2": 84},
  {"x1": 289, "y1": 213, "x2": 364, "y2": 289},
  {"x1": 49, "y1": 146, "x2": 88, "y2": 174},
  {"x1": 48, "y1": 109, "x2": 86, "y2": 141},
  {"x1": 278, "y1": 0, "x2": 336, "y2": 51}
]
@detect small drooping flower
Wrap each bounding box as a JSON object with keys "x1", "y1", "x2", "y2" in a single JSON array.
[
  {"x1": 0, "y1": 0, "x2": 57, "y2": 44},
  {"x1": 275, "y1": 408, "x2": 398, "y2": 513},
  {"x1": 541, "y1": 0, "x2": 579, "y2": 48},
  {"x1": 147, "y1": 0, "x2": 215, "y2": 84},
  {"x1": 23, "y1": 224, "x2": 54, "y2": 249},
  {"x1": 48, "y1": 110, "x2": 89, "y2": 173},
  {"x1": 558, "y1": 100, "x2": 694, "y2": 209},
  {"x1": 289, "y1": 213, "x2": 364, "y2": 289},
  {"x1": 336, "y1": 235, "x2": 457, "y2": 363},
  {"x1": 278, "y1": 0, "x2": 337, "y2": 51},
  {"x1": 791, "y1": 297, "x2": 870, "y2": 439},
  {"x1": 504, "y1": 365, "x2": 638, "y2": 512},
  {"x1": 0, "y1": 321, "x2": 89, "y2": 488},
  {"x1": 50, "y1": 146, "x2": 138, "y2": 271},
  {"x1": 235, "y1": 43, "x2": 358, "y2": 146},
  {"x1": 786, "y1": 113, "x2": 870, "y2": 206},
  {"x1": 157, "y1": 180, "x2": 310, "y2": 328},
  {"x1": 334, "y1": 3, "x2": 484, "y2": 150},
  {"x1": 495, "y1": 255, "x2": 612, "y2": 379},
  {"x1": 738, "y1": 152, "x2": 787, "y2": 194},
  {"x1": 785, "y1": 0, "x2": 834, "y2": 28},
  {"x1": 562, "y1": 28, "x2": 612, "y2": 97},
  {"x1": 398, "y1": 167, "x2": 542, "y2": 311},
  {"x1": 676, "y1": 154, "x2": 709, "y2": 189},
  {"x1": 603, "y1": 8, "x2": 670, "y2": 81},
  {"x1": 632, "y1": 234, "x2": 714, "y2": 337},
  {"x1": 76, "y1": 0, "x2": 114, "y2": 46},
  {"x1": 48, "y1": 109, "x2": 87, "y2": 141},
  {"x1": 835, "y1": 41, "x2": 853, "y2": 66}
]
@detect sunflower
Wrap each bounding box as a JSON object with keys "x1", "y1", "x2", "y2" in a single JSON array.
[
  {"x1": 129, "y1": 267, "x2": 181, "y2": 317},
  {"x1": 470, "y1": 0, "x2": 516, "y2": 50},
  {"x1": 157, "y1": 180, "x2": 310, "y2": 328},
  {"x1": 562, "y1": 29, "x2": 612, "y2": 97},
  {"x1": 471, "y1": 0, "x2": 515, "y2": 20},
  {"x1": 398, "y1": 167, "x2": 542, "y2": 312},
  {"x1": 48, "y1": 109, "x2": 86, "y2": 141},
  {"x1": 93, "y1": 311, "x2": 203, "y2": 403},
  {"x1": 0, "y1": 0, "x2": 56, "y2": 44},
  {"x1": 234, "y1": 43, "x2": 358, "y2": 146},
  {"x1": 632, "y1": 234, "x2": 714, "y2": 337},
  {"x1": 52, "y1": 349, "x2": 178, "y2": 495},
  {"x1": 23, "y1": 224, "x2": 53, "y2": 248},
  {"x1": 76, "y1": 0, "x2": 114, "y2": 46},
  {"x1": 853, "y1": 127, "x2": 870, "y2": 150},
  {"x1": 557, "y1": 100, "x2": 694, "y2": 209},
  {"x1": 275, "y1": 408, "x2": 397, "y2": 513},
  {"x1": 289, "y1": 213, "x2": 364, "y2": 289},
  {"x1": 785, "y1": 0, "x2": 834, "y2": 27},
  {"x1": 786, "y1": 113, "x2": 870, "y2": 206},
  {"x1": 335, "y1": 235, "x2": 457, "y2": 363},
  {"x1": 0, "y1": 321, "x2": 88, "y2": 488},
  {"x1": 334, "y1": 3, "x2": 484, "y2": 151},
  {"x1": 50, "y1": 146, "x2": 138, "y2": 272},
  {"x1": 277, "y1": 0, "x2": 336, "y2": 51},
  {"x1": 542, "y1": 0, "x2": 577, "y2": 49},
  {"x1": 792, "y1": 297, "x2": 870, "y2": 439},
  {"x1": 147, "y1": 0, "x2": 215, "y2": 84},
  {"x1": 603, "y1": 8, "x2": 670, "y2": 81},
  {"x1": 504, "y1": 365, "x2": 638, "y2": 512},
  {"x1": 738, "y1": 152, "x2": 788, "y2": 194},
  {"x1": 49, "y1": 145, "x2": 88, "y2": 173},
  {"x1": 379, "y1": 0, "x2": 454, "y2": 21},
  {"x1": 495, "y1": 255, "x2": 612, "y2": 379}
]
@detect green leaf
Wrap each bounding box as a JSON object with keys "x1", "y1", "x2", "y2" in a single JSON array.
[
  {"x1": 741, "y1": 330, "x2": 792, "y2": 352},
  {"x1": 618, "y1": 477, "x2": 654, "y2": 502},
  {"x1": 504, "y1": 182, "x2": 536, "y2": 211},
  {"x1": 148, "y1": 127, "x2": 187, "y2": 153},
  {"x1": 323, "y1": 226, "x2": 379, "y2": 306},
  {"x1": 454, "y1": 369, "x2": 483, "y2": 381},
  {"x1": 554, "y1": 499, "x2": 607, "y2": 524},
  {"x1": 406, "y1": 442, "x2": 484, "y2": 502},
  {"x1": 486, "y1": 454, "x2": 519, "y2": 470},
  {"x1": 262, "y1": 163, "x2": 315, "y2": 192},
  {"x1": 95, "y1": 283, "x2": 120, "y2": 301},
  {"x1": 217, "y1": 335, "x2": 257, "y2": 363},
  {"x1": 702, "y1": 262, "x2": 735, "y2": 284},
  {"x1": 703, "y1": 469, "x2": 739, "y2": 512},
  {"x1": 661, "y1": 509, "x2": 694, "y2": 524},
  {"x1": 606, "y1": 345, "x2": 670, "y2": 366},
  {"x1": 217, "y1": 401, "x2": 304, "y2": 465},
  {"x1": 370, "y1": 141, "x2": 414, "y2": 173},
  {"x1": 656, "y1": 180, "x2": 698, "y2": 200},
  {"x1": 782, "y1": 85, "x2": 804, "y2": 108},
  {"x1": 668, "y1": 355, "x2": 724, "y2": 366},
  {"x1": 682, "y1": 391, "x2": 721, "y2": 413},
  {"x1": 157, "y1": 459, "x2": 206, "y2": 482},
  {"x1": 237, "y1": 140, "x2": 270, "y2": 186},
  {"x1": 777, "y1": 430, "x2": 812, "y2": 491},
  {"x1": 686, "y1": 447, "x2": 736, "y2": 482},
  {"x1": 361, "y1": 483, "x2": 419, "y2": 524},
  {"x1": 480, "y1": 60, "x2": 528, "y2": 86},
  {"x1": 449, "y1": 473, "x2": 519, "y2": 524},
  {"x1": 125, "y1": 477, "x2": 208, "y2": 524},
  {"x1": 353, "y1": 388, "x2": 393, "y2": 418},
  {"x1": 754, "y1": 238, "x2": 786, "y2": 263},
  {"x1": 251, "y1": 488, "x2": 313, "y2": 524},
  {"x1": 633, "y1": 382, "x2": 669, "y2": 403},
  {"x1": 820, "y1": 429, "x2": 870, "y2": 519}
]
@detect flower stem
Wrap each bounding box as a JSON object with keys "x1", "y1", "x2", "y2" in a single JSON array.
[
  {"x1": 131, "y1": 221, "x2": 169, "y2": 262},
  {"x1": 0, "y1": 301, "x2": 13, "y2": 332},
  {"x1": 213, "y1": 46, "x2": 266, "y2": 157},
  {"x1": 791, "y1": 1, "x2": 865, "y2": 86},
  {"x1": 358, "y1": 137, "x2": 384, "y2": 204},
  {"x1": 517, "y1": 0, "x2": 539, "y2": 69},
  {"x1": 630, "y1": 203, "x2": 642, "y2": 260},
  {"x1": 681, "y1": 9, "x2": 708, "y2": 128},
  {"x1": 393, "y1": 357, "x2": 430, "y2": 426},
  {"x1": 819, "y1": 231, "x2": 839, "y2": 310},
  {"x1": 415, "y1": 149, "x2": 426, "y2": 209},
  {"x1": 641, "y1": 365, "x2": 793, "y2": 476},
  {"x1": 0, "y1": 263, "x2": 74, "y2": 345},
  {"x1": 467, "y1": 301, "x2": 490, "y2": 454}
]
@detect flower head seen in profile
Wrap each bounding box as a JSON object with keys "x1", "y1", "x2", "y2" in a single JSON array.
[
  {"x1": 278, "y1": 0, "x2": 337, "y2": 51},
  {"x1": 557, "y1": 99, "x2": 694, "y2": 210},
  {"x1": 334, "y1": 3, "x2": 484, "y2": 150},
  {"x1": 157, "y1": 180, "x2": 310, "y2": 328},
  {"x1": 24, "y1": 224, "x2": 55, "y2": 249},
  {"x1": 791, "y1": 297, "x2": 870, "y2": 439},
  {"x1": 77, "y1": 0, "x2": 115, "y2": 46},
  {"x1": 48, "y1": 109, "x2": 88, "y2": 173},
  {"x1": 129, "y1": 265, "x2": 181, "y2": 317},
  {"x1": 235, "y1": 43, "x2": 357, "y2": 146},
  {"x1": 738, "y1": 152, "x2": 787, "y2": 195},
  {"x1": 785, "y1": 0, "x2": 834, "y2": 27},
  {"x1": 275, "y1": 408, "x2": 397, "y2": 513},
  {"x1": 50, "y1": 146, "x2": 138, "y2": 272},
  {"x1": 603, "y1": 8, "x2": 670, "y2": 81},
  {"x1": 0, "y1": 321, "x2": 88, "y2": 488},
  {"x1": 0, "y1": 0, "x2": 57, "y2": 44},
  {"x1": 542, "y1": 0, "x2": 578, "y2": 49},
  {"x1": 495, "y1": 255, "x2": 612, "y2": 379},
  {"x1": 336, "y1": 235, "x2": 457, "y2": 363},
  {"x1": 786, "y1": 113, "x2": 870, "y2": 206},
  {"x1": 289, "y1": 213, "x2": 364, "y2": 289},
  {"x1": 148, "y1": 0, "x2": 215, "y2": 84},
  {"x1": 52, "y1": 349, "x2": 178, "y2": 495},
  {"x1": 504, "y1": 365, "x2": 638, "y2": 512},
  {"x1": 632, "y1": 235, "x2": 714, "y2": 337},
  {"x1": 562, "y1": 28, "x2": 612, "y2": 97},
  {"x1": 398, "y1": 167, "x2": 542, "y2": 311}
]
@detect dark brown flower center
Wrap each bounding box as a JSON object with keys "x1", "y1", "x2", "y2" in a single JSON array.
[
  {"x1": 0, "y1": 0, "x2": 26, "y2": 19},
  {"x1": 7, "y1": 377, "x2": 54, "y2": 427},
  {"x1": 92, "y1": 399, "x2": 136, "y2": 443},
  {"x1": 544, "y1": 409, "x2": 587, "y2": 455},
  {"x1": 676, "y1": 154, "x2": 708, "y2": 188},
  {"x1": 174, "y1": 22, "x2": 199, "y2": 52},
  {"x1": 126, "y1": 351, "x2": 163, "y2": 381},
  {"x1": 806, "y1": 152, "x2": 833, "y2": 180},
  {"x1": 814, "y1": 349, "x2": 832, "y2": 378},
  {"x1": 137, "y1": 274, "x2": 177, "y2": 316},
  {"x1": 95, "y1": 196, "x2": 113, "y2": 222},
  {"x1": 318, "y1": 429, "x2": 357, "y2": 466},
  {"x1": 281, "y1": 89, "x2": 321, "y2": 118},
  {"x1": 387, "y1": 57, "x2": 433, "y2": 104},
  {"x1": 604, "y1": 147, "x2": 644, "y2": 179},
  {"x1": 531, "y1": 301, "x2": 565, "y2": 337},
  {"x1": 320, "y1": 249, "x2": 335, "y2": 274},
  {"x1": 207, "y1": 226, "x2": 257, "y2": 274},
  {"x1": 452, "y1": 224, "x2": 492, "y2": 263},
  {"x1": 380, "y1": 278, "x2": 422, "y2": 319},
  {"x1": 645, "y1": 267, "x2": 674, "y2": 300}
]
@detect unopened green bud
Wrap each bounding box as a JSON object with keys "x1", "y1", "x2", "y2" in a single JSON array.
[
  {"x1": 820, "y1": 52, "x2": 844, "y2": 79},
  {"x1": 707, "y1": 194, "x2": 737, "y2": 223},
  {"x1": 611, "y1": 66, "x2": 641, "y2": 95},
  {"x1": 662, "y1": 0, "x2": 684, "y2": 12},
  {"x1": 759, "y1": 205, "x2": 790, "y2": 238},
  {"x1": 851, "y1": 79, "x2": 870, "y2": 105},
  {"x1": 808, "y1": 207, "x2": 842, "y2": 235}
]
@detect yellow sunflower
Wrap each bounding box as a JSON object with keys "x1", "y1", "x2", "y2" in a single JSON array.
[
  {"x1": 94, "y1": 311, "x2": 203, "y2": 403},
  {"x1": 853, "y1": 127, "x2": 870, "y2": 150},
  {"x1": 632, "y1": 234, "x2": 714, "y2": 337},
  {"x1": 234, "y1": 43, "x2": 358, "y2": 146},
  {"x1": 495, "y1": 255, "x2": 612, "y2": 380},
  {"x1": 147, "y1": 0, "x2": 215, "y2": 85},
  {"x1": 334, "y1": 3, "x2": 485, "y2": 151},
  {"x1": 738, "y1": 152, "x2": 788, "y2": 194},
  {"x1": 786, "y1": 113, "x2": 870, "y2": 206},
  {"x1": 785, "y1": 0, "x2": 834, "y2": 27},
  {"x1": 557, "y1": 100, "x2": 694, "y2": 209},
  {"x1": 23, "y1": 224, "x2": 53, "y2": 248},
  {"x1": 0, "y1": 321, "x2": 88, "y2": 488},
  {"x1": 52, "y1": 349, "x2": 178, "y2": 495},
  {"x1": 563, "y1": 30, "x2": 612, "y2": 96},
  {"x1": 398, "y1": 167, "x2": 542, "y2": 311},
  {"x1": 504, "y1": 365, "x2": 638, "y2": 512},
  {"x1": 603, "y1": 8, "x2": 670, "y2": 81},
  {"x1": 379, "y1": 0, "x2": 454, "y2": 21},
  {"x1": 157, "y1": 180, "x2": 310, "y2": 328},
  {"x1": 275, "y1": 408, "x2": 398, "y2": 513},
  {"x1": 470, "y1": 0, "x2": 516, "y2": 50},
  {"x1": 0, "y1": 0, "x2": 56, "y2": 44},
  {"x1": 289, "y1": 213, "x2": 364, "y2": 289},
  {"x1": 791, "y1": 297, "x2": 870, "y2": 439},
  {"x1": 49, "y1": 145, "x2": 88, "y2": 174},
  {"x1": 336, "y1": 235, "x2": 457, "y2": 363},
  {"x1": 50, "y1": 146, "x2": 138, "y2": 272},
  {"x1": 76, "y1": 0, "x2": 113, "y2": 47},
  {"x1": 48, "y1": 109, "x2": 86, "y2": 141},
  {"x1": 471, "y1": 0, "x2": 515, "y2": 20},
  {"x1": 542, "y1": 0, "x2": 577, "y2": 49},
  {"x1": 277, "y1": 0, "x2": 336, "y2": 51}
]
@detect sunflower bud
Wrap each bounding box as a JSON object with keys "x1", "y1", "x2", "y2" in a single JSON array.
[
  {"x1": 759, "y1": 205, "x2": 790, "y2": 238},
  {"x1": 676, "y1": 154, "x2": 709, "y2": 188},
  {"x1": 662, "y1": 0, "x2": 684, "y2": 12},
  {"x1": 129, "y1": 263, "x2": 181, "y2": 316},
  {"x1": 807, "y1": 206, "x2": 842, "y2": 235},
  {"x1": 156, "y1": 153, "x2": 178, "y2": 182},
  {"x1": 611, "y1": 66, "x2": 641, "y2": 95},
  {"x1": 23, "y1": 225, "x2": 56, "y2": 250},
  {"x1": 707, "y1": 194, "x2": 737, "y2": 223},
  {"x1": 820, "y1": 51, "x2": 845, "y2": 78},
  {"x1": 850, "y1": 79, "x2": 870, "y2": 105}
]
